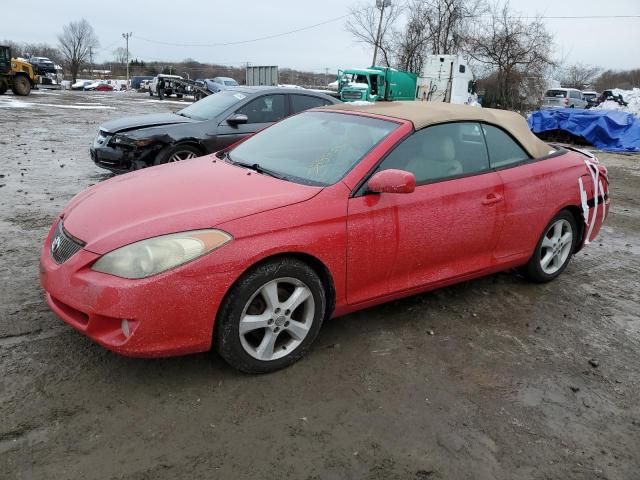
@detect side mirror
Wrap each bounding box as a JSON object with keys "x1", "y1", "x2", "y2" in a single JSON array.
[
  {"x1": 227, "y1": 113, "x2": 248, "y2": 125},
  {"x1": 368, "y1": 169, "x2": 416, "y2": 194}
]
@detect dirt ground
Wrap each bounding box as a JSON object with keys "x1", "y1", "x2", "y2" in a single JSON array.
[{"x1": 1, "y1": 90, "x2": 638, "y2": 480}]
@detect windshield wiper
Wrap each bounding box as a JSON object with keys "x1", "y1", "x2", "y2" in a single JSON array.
[
  {"x1": 225, "y1": 155, "x2": 287, "y2": 180},
  {"x1": 176, "y1": 112, "x2": 190, "y2": 118}
]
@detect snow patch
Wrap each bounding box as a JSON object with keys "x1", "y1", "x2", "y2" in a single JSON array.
[
  {"x1": 594, "y1": 88, "x2": 640, "y2": 116},
  {"x1": 0, "y1": 98, "x2": 114, "y2": 110}
]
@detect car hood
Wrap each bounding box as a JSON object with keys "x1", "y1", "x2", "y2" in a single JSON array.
[
  {"x1": 100, "y1": 112, "x2": 197, "y2": 134},
  {"x1": 62, "y1": 157, "x2": 322, "y2": 254}
]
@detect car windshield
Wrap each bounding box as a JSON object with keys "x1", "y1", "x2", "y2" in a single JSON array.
[
  {"x1": 545, "y1": 89, "x2": 567, "y2": 98},
  {"x1": 177, "y1": 90, "x2": 248, "y2": 121},
  {"x1": 224, "y1": 80, "x2": 238, "y2": 86},
  {"x1": 229, "y1": 111, "x2": 398, "y2": 186},
  {"x1": 583, "y1": 93, "x2": 597, "y2": 100}
]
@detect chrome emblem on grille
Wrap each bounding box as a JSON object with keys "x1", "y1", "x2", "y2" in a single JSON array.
[
  {"x1": 51, "y1": 235, "x2": 62, "y2": 253},
  {"x1": 50, "y1": 222, "x2": 85, "y2": 264}
]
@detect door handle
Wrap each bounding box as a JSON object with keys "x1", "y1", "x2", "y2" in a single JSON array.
[{"x1": 482, "y1": 193, "x2": 503, "y2": 205}]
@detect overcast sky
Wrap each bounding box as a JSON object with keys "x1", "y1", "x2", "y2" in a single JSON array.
[{"x1": 3, "y1": 0, "x2": 639, "y2": 72}]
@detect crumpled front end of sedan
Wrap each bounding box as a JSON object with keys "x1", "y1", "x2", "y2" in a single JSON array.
[{"x1": 90, "y1": 129, "x2": 164, "y2": 172}]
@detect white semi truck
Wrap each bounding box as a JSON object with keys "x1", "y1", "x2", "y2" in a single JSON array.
[{"x1": 418, "y1": 55, "x2": 477, "y2": 105}]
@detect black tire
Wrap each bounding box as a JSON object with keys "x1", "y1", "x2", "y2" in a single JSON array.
[
  {"x1": 215, "y1": 258, "x2": 327, "y2": 373},
  {"x1": 153, "y1": 144, "x2": 202, "y2": 166},
  {"x1": 149, "y1": 91, "x2": 153, "y2": 96},
  {"x1": 11, "y1": 75, "x2": 31, "y2": 96},
  {"x1": 0, "y1": 79, "x2": 7, "y2": 95},
  {"x1": 176, "y1": 94, "x2": 183, "y2": 99},
  {"x1": 519, "y1": 210, "x2": 578, "y2": 283}
]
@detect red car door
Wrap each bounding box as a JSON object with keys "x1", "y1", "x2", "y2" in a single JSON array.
[
  {"x1": 347, "y1": 122, "x2": 505, "y2": 305},
  {"x1": 481, "y1": 124, "x2": 553, "y2": 260}
]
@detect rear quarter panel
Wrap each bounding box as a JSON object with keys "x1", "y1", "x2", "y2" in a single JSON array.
[{"x1": 545, "y1": 150, "x2": 609, "y2": 246}]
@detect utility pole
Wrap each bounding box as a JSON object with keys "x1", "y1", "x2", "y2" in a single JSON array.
[
  {"x1": 372, "y1": 0, "x2": 391, "y2": 66},
  {"x1": 122, "y1": 32, "x2": 132, "y2": 86},
  {"x1": 89, "y1": 46, "x2": 93, "y2": 78}
]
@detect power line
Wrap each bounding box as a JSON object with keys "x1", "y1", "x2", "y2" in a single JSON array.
[
  {"x1": 132, "y1": 12, "x2": 639, "y2": 49},
  {"x1": 132, "y1": 11, "x2": 354, "y2": 48},
  {"x1": 487, "y1": 14, "x2": 640, "y2": 19}
]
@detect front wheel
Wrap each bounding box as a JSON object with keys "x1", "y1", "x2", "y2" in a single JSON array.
[
  {"x1": 12, "y1": 75, "x2": 31, "y2": 96},
  {"x1": 153, "y1": 144, "x2": 201, "y2": 165},
  {"x1": 519, "y1": 211, "x2": 577, "y2": 283},
  {"x1": 216, "y1": 258, "x2": 326, "y2": 373}
]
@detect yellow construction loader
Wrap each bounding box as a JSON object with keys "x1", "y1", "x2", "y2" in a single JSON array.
[{"x1": 0, "y1": 45, "x2": 37, "y2": 96}]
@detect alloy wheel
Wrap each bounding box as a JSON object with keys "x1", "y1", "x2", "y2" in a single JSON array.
[
  {"x1": 168, "y1": 151, "x2": 198, "y2": 162},
  {"x1": 239, "y1": 277, "x2": 315, "y2": 361},
  {"x1": 539, "y1": 219, "x2": 573, "y2": 275}
]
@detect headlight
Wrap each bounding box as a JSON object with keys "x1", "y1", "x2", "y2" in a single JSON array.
[
  {"x1": 112, "y1": 135, "x2": 153, "y2": 148},
  {"x1": 92, "y1": 229, "x2": 232, "y2": 279}
]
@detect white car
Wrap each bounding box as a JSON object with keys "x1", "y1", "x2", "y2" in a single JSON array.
[
  {"x1": 542, "y1": 88, "x2": 587, "y2": 109},
  {"x1": 71, "y1": 80, "x2": 92, "y2": 90}
]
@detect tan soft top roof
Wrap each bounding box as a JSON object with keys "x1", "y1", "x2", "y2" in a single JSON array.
[{"x1": 326, "y1": 101, "x2": 553, "y2": 159}]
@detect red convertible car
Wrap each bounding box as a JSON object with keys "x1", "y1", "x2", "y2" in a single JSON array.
[{"x1": 40, "y1": 103, "x2": 610, "y2": 373}]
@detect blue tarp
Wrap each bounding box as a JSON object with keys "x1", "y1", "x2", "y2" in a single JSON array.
[{"x1": 528, "y1": 108, "x2": 640, "y2": 153}]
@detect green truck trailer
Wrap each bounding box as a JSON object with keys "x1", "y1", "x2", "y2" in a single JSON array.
[{"x1": 337, "y1": 66, "x2": 417, "y2": 102}]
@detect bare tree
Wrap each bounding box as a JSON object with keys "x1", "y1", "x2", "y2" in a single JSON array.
[
  {"x1": 57, "y1": 19, "x2": 100, "y2": 82},
  {"x1": 466, "y1": 2, "x2": 556, "y2": 109},
  {"x1": 393, "y1": 10, "x2": 429, "y2": 72},
  {"x1": 418, "y1": 0, "x2": 487, "y2": 54},
  {"x1": 391, "y1": 0, "x2": 487, "y2": 73},
  {"x1": 346, "y1": 3, "x2": 403, "y2": 67},
  {"x1": 113, "y1": 47, "x2": 128, "y2": 66},
  {"x1": 561, "y1": 63, "x2": 602, "y2": 90}
]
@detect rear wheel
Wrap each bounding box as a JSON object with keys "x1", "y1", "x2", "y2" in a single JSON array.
[
  {"x1": 153, "y1": 144, "x2": 202, "y2": 165},
  {"x1": 520, "y1": 211, "x2": 577, "y2": 283},
  {"x1": 0, "y1": 79, "x2": 7, "y2": 95},
  {"x1": 12, "y1": 75, "x2": 31, "y2": 96},
  {"x1": 216, "y1": 258, "x2": 326, "y2": 373}
]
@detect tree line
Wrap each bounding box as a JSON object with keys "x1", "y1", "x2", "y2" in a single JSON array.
[
  {"x1": 346, "y1": 0, "x2": 637, "y2": 109},
  {"x1": 3, "y1": 11, "x2": 638, "y2": 100}
]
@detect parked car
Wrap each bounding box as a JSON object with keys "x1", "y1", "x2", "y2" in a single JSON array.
[
  {"x1": 149, "y1": 74, "x2": 183, "y2": 97},
  {"x1": 28, "y1": 56, "x2": 56, "y2": 75},
  {"x1": 542, "y1": 88, "x2": 587, "y2": 109},
  {"x1": 84, "y1": 80, "x2": 114, "y2": 91},
  {"x1": 95, "y1": 83, "x2": 114, "y2": 92},
  {"x1": 71, "y1": 80, "x2": 92, "y2": 90},
  {"x1": 204, "y1": 76, "x2": 240, "y2": 93},
  {"x1": 581, "y1": 90, "x2": 599, "y2": 108},
  {"x1": 90, "y1": 86, "x2": 339, "y2": 172},
  {"x1": 42, "y1": 102, "x2": 610, "y2": 373}
]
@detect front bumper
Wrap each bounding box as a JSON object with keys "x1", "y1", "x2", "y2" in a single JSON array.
[
  {"x1": 90, "y1": 135, "x2": 160, "y2": 173},
  {"x1": 39, "y1": 221, "x2": 241, "y2": 358}
]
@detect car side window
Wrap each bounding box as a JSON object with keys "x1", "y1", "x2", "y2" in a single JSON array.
[
  {"x1": 290, "y1": 95, "x2": 331, "y2": 114},
  {"x1": 482, "y1": 124, "x2": 530, "y2": 168},
  {"x1": 377, "y1": 122, "x2": 490, "y2": 184},
  {"x1": 236, "y1": 95, "x2": 286, "y2": 124}
]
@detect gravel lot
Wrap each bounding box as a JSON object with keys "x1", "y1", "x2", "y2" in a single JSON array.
[{"x1": 1, "y1": 90, "x2": 639, "y2": 480}]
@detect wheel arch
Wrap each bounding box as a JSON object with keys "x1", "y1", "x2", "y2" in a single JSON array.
[
  {"x1": 556, "y1": 205, "x2": 586, "y2": 253},
  {"x1": 169, "y1": 139, "x2": 207, "y2": 154},
  {"x1": 215, "y1": 251, "x2": 336, "y2": 331}
]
